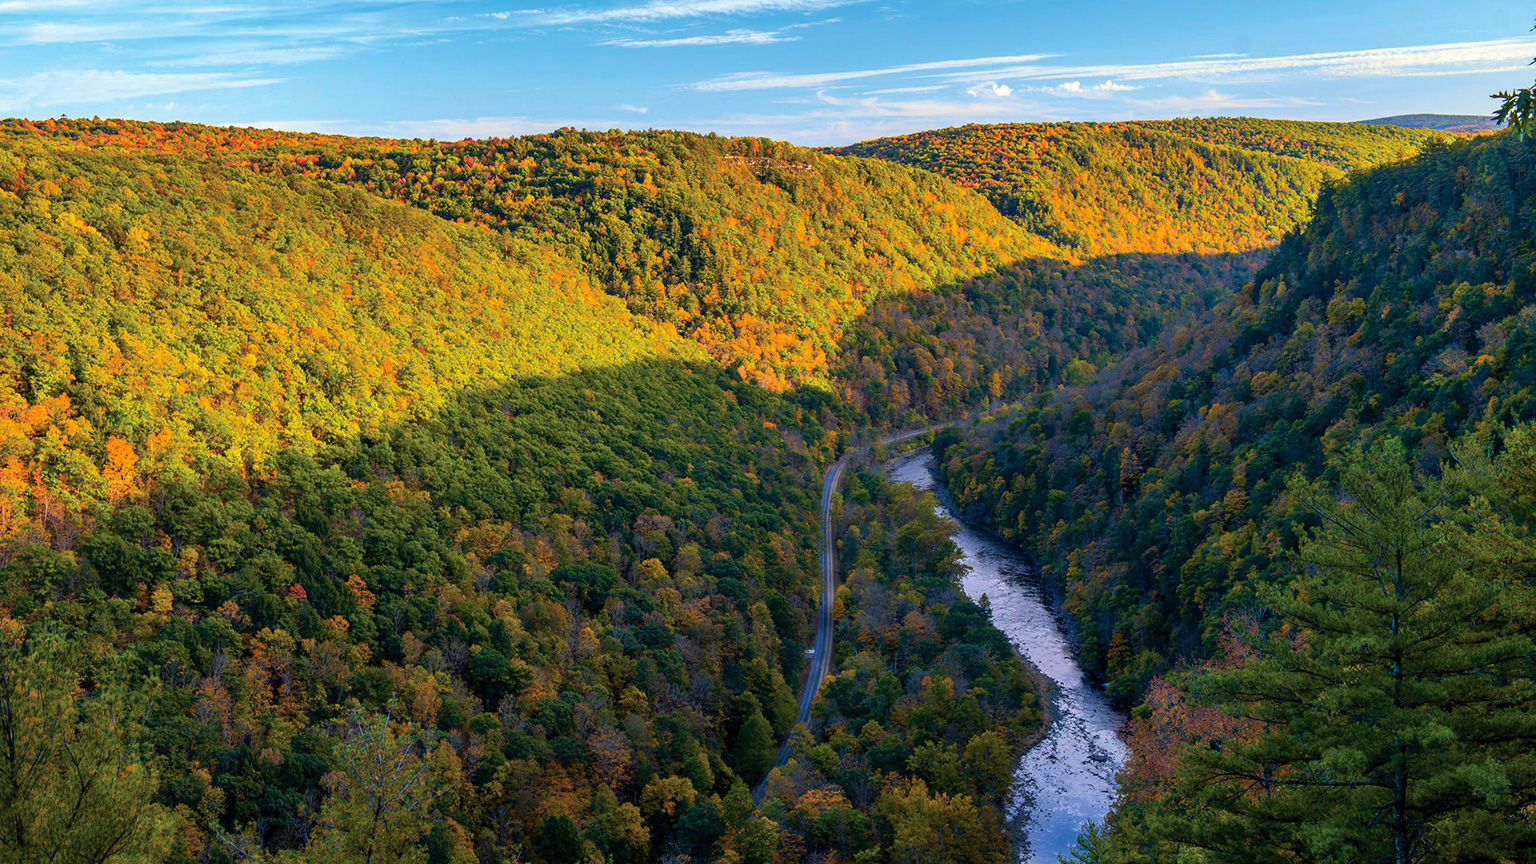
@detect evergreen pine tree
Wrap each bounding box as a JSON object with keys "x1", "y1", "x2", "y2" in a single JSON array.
[
  {"x1": 1160, "y1": 439, "x2": 1536, "y2": 863},
  {"x1": 734, "y1": 696, "x2": 777, "y2": 781}
]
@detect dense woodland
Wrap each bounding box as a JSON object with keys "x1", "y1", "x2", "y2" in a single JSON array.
[
  {"x1": 3, "y1": 111, "x2": 1531, "y2": 863},
  {"x1": 0, "y1": 118, "x2": 1046, "y2": 390},
  {"x1": 935, "y1": 132, "x2": 1536, "y2": 857},
  {"x1": 829, "y1": 119, "x2": 1449, "y2": 426},
  {"x1": 936, "y1": 131, "x2": 1536, "y2": 697},
  {"x1": 835, "y1": 119, "x2": 1442, "y2": 256},
  {"x1": 0, "y1": 117, "x2": 1073, "y2": 864}
]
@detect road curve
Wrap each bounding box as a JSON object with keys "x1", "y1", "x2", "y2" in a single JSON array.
[{"x1": 753, "y1": 426, "x2": 941, "y2": 803}]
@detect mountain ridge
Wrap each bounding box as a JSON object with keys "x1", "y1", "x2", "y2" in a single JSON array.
[{"x1": 1358, "y1": 112, "x2": 1498, "y2": 132}]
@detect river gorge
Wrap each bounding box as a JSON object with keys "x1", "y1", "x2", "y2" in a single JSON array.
[{"x1": 887, "y1": 450, "x2": 1128, "y2": 864}]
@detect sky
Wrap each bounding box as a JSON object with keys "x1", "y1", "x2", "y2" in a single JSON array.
[{"x1": 0, "y1": 0, "x2": 1532, "y2": 145}]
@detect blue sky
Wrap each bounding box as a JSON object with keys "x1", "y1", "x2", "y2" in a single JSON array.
[{"x1": 0, "y1": 0, "x2": 1532, "y2": 144}]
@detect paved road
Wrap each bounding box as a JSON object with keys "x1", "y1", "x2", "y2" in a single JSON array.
[{"x1": 752, "y1": 425, "x2": 941, "y2": 803}]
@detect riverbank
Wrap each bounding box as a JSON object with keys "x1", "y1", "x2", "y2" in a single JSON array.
[
  {"x1": 886, "y1": 450, "x2": 1127, "y2": 864},
  {"x1": 874, "y1": 436, "x2": 1056, "y2": 773}
]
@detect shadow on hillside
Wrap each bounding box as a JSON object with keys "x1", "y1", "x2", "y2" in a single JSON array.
[
  {"x1": 7, "y1": 356, "x2": 847, "y2": 851},
  {"x1": 832, "y1": 247, "x2": 1270, "y2": 428}
]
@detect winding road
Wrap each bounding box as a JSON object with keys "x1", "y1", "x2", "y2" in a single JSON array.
[{"x1": 752, "y1": 426, "x2": 940, "y2": 803}]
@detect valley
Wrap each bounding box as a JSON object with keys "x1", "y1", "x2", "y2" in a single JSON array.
[
  {"x1": 888, "y1": 450, "x2": 1125, "y2": 864},
  {"x1": 0, "y1": 109, "x2": 1533, "y2": 864}
]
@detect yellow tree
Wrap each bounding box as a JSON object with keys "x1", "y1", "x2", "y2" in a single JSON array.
[
  {"x1": 300, "y1": 708, "x2": 441, "y2": 864},
  {"x1": 876, "y1": 780, "x2": 1005, "y2": 864}
]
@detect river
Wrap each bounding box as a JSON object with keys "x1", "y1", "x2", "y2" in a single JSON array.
[{"x1": 886, "y1": 450, "x2": 1127, "y2": 864}]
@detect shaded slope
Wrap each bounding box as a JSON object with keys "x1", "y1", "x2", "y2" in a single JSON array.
[
  {"x1": 936, "y1": 131, "x2": 1536, "y2": 698},
  {"x1": 837, "y1": 251, "x2": 1251, "y2": 426}
]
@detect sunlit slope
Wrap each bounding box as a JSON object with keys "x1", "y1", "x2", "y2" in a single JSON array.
[
  {"x1": 0, "y1": 136, "x2": 690, "y2": 535},
  {"x1": 1135, "y1": 116, "x2": 1445, "y2": 168},
  {"x1": 837, "y1": 119, "x2": 1444, "y2": 255},
  {"x1": 1, "y1": 118, "x2": 1053, "y2": 389}
]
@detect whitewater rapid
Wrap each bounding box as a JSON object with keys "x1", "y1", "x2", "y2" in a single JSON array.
[{"x1": 887, "y1": 451, "x2": 1127, "y2": 864}]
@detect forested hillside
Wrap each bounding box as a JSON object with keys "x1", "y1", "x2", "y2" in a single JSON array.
[
  {"x1": 837, "y1": 120, "x2": 1441, "y2": 254},
  {"x1": 0, "y1": 136, "x2": 691, "y2": 549},
  {"x1": 938, "y1": 131, "x2": 1536, "y2": 698},
  {"x1": 0, "y1": 119, "x2": 1061, "y2": 864},
  {"x1": 0, "y1": 353, "x2": 1044, "y2": 864},
  {"x1": 3, "y1": 108, "x2": 1514, "y2": 863},
  {"x1": 837, "y1": 250, "x2": 1245, "y2": 426},
  {"x1": 832, "y1": 118, "x2": 1438, "y2": 425},
  {"x1": 933, "y1": 127, "x2": 1536, "y2": 862},
  {"x1": 0, "y1": 118, "x2": 1049, "y2": 389}
]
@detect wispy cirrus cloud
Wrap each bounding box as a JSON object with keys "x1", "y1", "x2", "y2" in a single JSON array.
[
  {"x1": 606, "y1": 27, "x2": 796, "y2": 47},
  {"x1": 603, "y1": 17, "x2": 832, "y2": 47},
  {"x1": 939, "y1": 38, "x2": 1536, "y2": 85},
  {"x1": 0, "y1": 68, "x2": 278, "y2": 112},
  {"x1": 4, "y1": 1, "x2": 477, "y2": 49},
  {"x1": 150, "y1": 45, "x2": 352, "y2": 67},
  {"x1": 506, "y1": 0, "x2": 857, "y2": 26},
  {"x1": 19, "y1": 20, "x2": 169, "y2": 43},
  {"x1": 0, "y1": 0, "x2": 102, "y2": 11},
  {"x1": 860, "y1": 84, "x2": 944, "y2": 95},
  {"x1": 690, "y1": 37, "x2": 1536, "y2": 93},
  {"x1": 689, "y1": 53, "x2": 1055, "y2": 91}
]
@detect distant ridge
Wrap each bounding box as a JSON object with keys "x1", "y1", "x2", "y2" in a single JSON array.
[{"x1": 1359, "y1": 113, "x2": 1497, "y2": 132}]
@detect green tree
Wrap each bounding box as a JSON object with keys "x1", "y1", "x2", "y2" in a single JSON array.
[
  {"x1": 1160, "y1": 440, "x2": 1536, "y2": 863},
  {"x1": 535, "y1": 815, "x2": 583, "y2": 864},
  {"x1": 586, "y1": 786, "x2": 649, "y2": 864},
  {"x1": 0, "y1": 640, "x2": 176, "y2": 864},
  {"x1": 733, "y1": 697, "x2": 776, "y2": 781},
  {"x1": 733, "y1": 816, "x2": 779, "y2": 864}
]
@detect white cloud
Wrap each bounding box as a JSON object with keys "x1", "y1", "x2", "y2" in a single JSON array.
[
  {"x1": 1124, "y1": 88, "x2": 1322, "y2": 113},
  {"x1": 860, "y1": 84, "x2": 945, "y2": 95},
  {"x1": 616, "y1": 103, "x2": 649, "y2": 113},
  {"x1": 515, "y1": 0, "x2": 856, "y2": 26},
  {"x1": 606, "y1": 27, "x2": 796, "y2": 47},
  {"x1": 0, "y1": 0, "x2": 102, "y2": 10},
  {"x1": 688, "y1": 52, "x2": 1054, "y2": 91},
  {"x1": 0, "y1": 69, "x2": 278, "y2": 112},
  {"x1": 691, "y1": 37, "x2": 1536, "y2": 98},
  {"x1": 938, "y1": 37, "x2": 1536, "y2": 85},
  {"x1": 966, "y1": 81, "x2": 1012, "y2": 98},
  {"x1": 20, "y1": 20, "x2": 164, "y2": 43},
  {"x1": 1036, "y1": 78, "x2": 1136, "y2": 97},
  {"x1": 151, "y1": 45, "x2": 351, "y2": 67}
]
